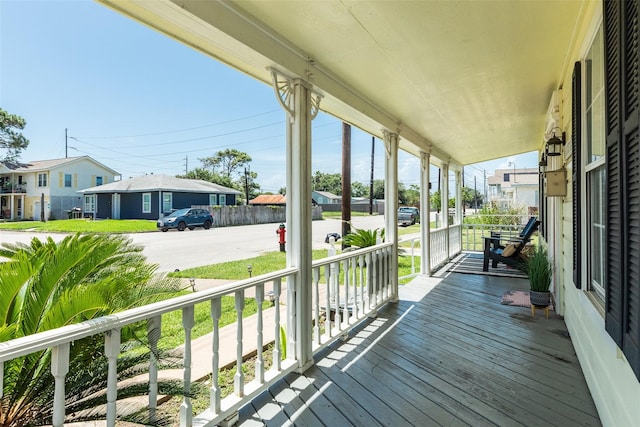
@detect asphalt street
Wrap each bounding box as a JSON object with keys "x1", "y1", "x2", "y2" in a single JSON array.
[{"x1": 0, "y1": 215, "x2": 385, "y2": 272}]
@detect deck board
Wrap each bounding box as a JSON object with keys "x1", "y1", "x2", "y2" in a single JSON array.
[{"x1": 238, "y1": 272, "x2": 601, "y2": 427}]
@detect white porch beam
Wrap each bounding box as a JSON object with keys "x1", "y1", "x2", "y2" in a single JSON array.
[
  {"x1": 420, "y1": 151, "x2": 431, "y2": 275},
  {"x1": 383, "y1": 131, "x2": 399, "y2": 301}
]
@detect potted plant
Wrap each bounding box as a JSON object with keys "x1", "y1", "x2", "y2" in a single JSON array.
[{"x1": 527, "y1": 242, "x2": 553, "y2": 307}]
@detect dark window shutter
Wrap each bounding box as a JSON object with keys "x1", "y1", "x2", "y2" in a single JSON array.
[
  {"x1": 604, "y1": 0, "x2": 640, "y2": 380},
  {"x1": 604, "y1": 0, "x2": 624, "y2": 347},
  {"x1": 572, "y1": 62, "x2": 582, "y2": 289},
  {"x1": 622, "y1": 0, "x2": 640, "y2": 379}
]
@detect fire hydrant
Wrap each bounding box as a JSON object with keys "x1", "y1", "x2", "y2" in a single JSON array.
[{"x1": 276, "y1": 223, "x2": 286, "y2": 252}]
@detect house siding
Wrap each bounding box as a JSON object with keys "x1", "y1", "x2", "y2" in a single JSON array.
[
  {"x1": 117, "y1": 192, "x2": 159, "y2": 220},
  {"x1": 170, "y1": 192, "x2": 210, "y2": 209},
  {"x1": 96, "y1": 193, "x2": 112, "y2": 219},
  {"x1": 555, "y1": 1, "x2": 640, "y2": 425}
]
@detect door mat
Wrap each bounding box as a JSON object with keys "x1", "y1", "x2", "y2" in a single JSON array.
[{"x1": 501, "y1": 290, "x2": 554, "y2": 310}]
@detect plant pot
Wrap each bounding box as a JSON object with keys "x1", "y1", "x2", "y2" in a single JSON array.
[{"x1": 530, "y1": 290, "x2": 551, "y2": 307}]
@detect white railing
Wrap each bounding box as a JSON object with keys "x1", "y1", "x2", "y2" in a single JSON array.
[
  {"x1": 430, "y1": 228, "x2": 448, "y2": 270},
  {"x1": 311, "y1": 242, "x2": 394, "y2": 351},
  {"x1": 460, "y1": 214, "x2": 533, "y2": 252},
  {"x1": 398, "y1": 233, "x2": 420, "y2": 280},
  {"x1": 449, "y1": 224, "x2": 462, "y2": 257},
  {"x1": 0, "y1": 243, "x2": 394, "y2": 427}
]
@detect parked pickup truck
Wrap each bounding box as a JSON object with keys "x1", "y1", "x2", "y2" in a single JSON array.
[{"x1": 398, "y1": 207, "x2": 420, "y2": 226}]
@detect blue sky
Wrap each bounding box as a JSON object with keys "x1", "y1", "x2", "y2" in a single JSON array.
[{"x1": 1, "y1": 0, "x2": 538, "y2": 194}]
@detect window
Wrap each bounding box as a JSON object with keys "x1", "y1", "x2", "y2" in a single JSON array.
[
  {"x1": 142, "y1": 193, "x2": 151, "y2": 213},
  {"x1": 209, "y1": 194, "x2": 217, "y2": 206},
  {"x1": 584, "y1": 24, "x2": 606, "y2": 300},
  {"x1": 37, "y1": 173, "x2": 47, "y2": 187},
  {"x1": 503, "y1": 173, "x2": 510, "y2": 182},
  {"x1": 162, "y1": 193, "x2": 172, "y2": 213},
  {"x1": 64, "y1": 174, "x2": 72, "y2": 188},
  {"x1": 84, "y1": 195, "x2": 95, "y2": 213},
  {"x1": 219, "y1": 194, "x2": 226, "y2": 206},
  {"x1": 96, "y1": 176, "x2": 103, "y2": 186}
]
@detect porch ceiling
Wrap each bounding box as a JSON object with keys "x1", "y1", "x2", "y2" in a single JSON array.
[{"x1": 97, "y1": 0, "x2": 585, "y2": 166}]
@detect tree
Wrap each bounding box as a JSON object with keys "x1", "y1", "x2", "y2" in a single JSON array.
[
  {"x1": 200, "y1": 149, "x2": 251, "y2": 181},
  {"x1": 240, "y1": 168, "x2": 261, "y2": 202},
  {"x1": 351, "y1": 181, "x2": 368, "y2": 198},
  {"x1": 403, "y1": 184, "x2": 420, "y2": 206},
  {"x1": 0, "y1": 108, "x2": 29, "y2": 162},
  {"x1": 312, "y1": 171, "x2": 342, "y2": 195},
  {"x1": 0, "y1": 234, "x2": 185, "y2": 426}
]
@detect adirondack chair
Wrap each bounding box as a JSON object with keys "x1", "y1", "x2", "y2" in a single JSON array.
[
  {"x1": 489, "y1": 216, "x2": 537, "y2": 246},
  {"x1": 482, "y1": 218, "x2": 539, "y2": 271}
]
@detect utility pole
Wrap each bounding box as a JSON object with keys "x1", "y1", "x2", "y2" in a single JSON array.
[
  {"x1": 65, "y1": 128, "x2": 68, "y2": 158},
  {"x1": 474, "y1": 175, "x2": 478, "y2": 210},
  {"x1": 369, "y1": 136, "x2": 375, "y2": 215},
  {"x1": 244, "y1": 167, "x2": 250, "y2": 205},
  {"x1": 185, "y1": 156, "x2": 188, "y2": 175},
  {"x1": 484, "y1": 169, "x2": 488, "y2": 206},
  {"x1": 341, "y1": 122, "x2": 351, "y2": 248}
]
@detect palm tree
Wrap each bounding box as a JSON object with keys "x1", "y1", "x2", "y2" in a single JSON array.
[{"x1": 0, "y1": 234, "x2": 186, "y2": 426}]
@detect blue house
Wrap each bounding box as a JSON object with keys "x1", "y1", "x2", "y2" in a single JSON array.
[{"x1": 79, "y1": 174, "x2": 241, "y2": 220}]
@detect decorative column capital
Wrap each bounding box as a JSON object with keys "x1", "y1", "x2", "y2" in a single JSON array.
[
  {"x1": 420, "y1": 150, "x2": 431, "y2": 171},
  {"x1": 269, "y1": 68, "x2": 322, "y2": 121}
]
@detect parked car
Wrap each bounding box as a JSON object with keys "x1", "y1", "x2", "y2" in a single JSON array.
[
  {"x1": 157, "y1": 208, "x2": 213, "y2": 232},
  {"x1": 398, "y1": 207, "x2": 420, "y2": 226}
]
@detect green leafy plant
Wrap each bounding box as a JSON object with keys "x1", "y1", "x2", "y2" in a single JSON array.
[
  {"x1": 342, "y1": 227, "x2": 385, "y2": 248},
  {"x1": 526, "y1": 243, "x2": 553, "y2": 292},
  {"x1": 0, "y1": 234, "x2": 184, "y2": 426}
]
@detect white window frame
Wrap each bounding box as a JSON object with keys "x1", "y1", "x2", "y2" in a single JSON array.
[
  {"x1": 37, "y1": 173, "x2": 47, "y2": 187},
  {"x1": 162, "y1": 193, "x2": 173, "y2": 213},
  {"x1": 582, "y1": 20, "x2": 606, "y2": 301},
  {"x1": 219, "y1": 194, "x2": 226, "y2": 206},
  {"x1": 84, "y1": 195, "x2": 95, "y2": 213},
  {"x1": 142, "y1": 193, "x2": 152, "y2": 213},
  {"x1": 209, "y1": 194, "x2": 217, "y2": 206}
]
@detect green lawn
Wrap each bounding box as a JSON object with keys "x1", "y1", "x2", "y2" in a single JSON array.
[{"x1": 0, "y1": 218, "x2": 157, "y2": 233}]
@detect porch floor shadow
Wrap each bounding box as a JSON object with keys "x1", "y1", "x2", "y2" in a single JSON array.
[{"x1": 238, "y1": 273, "x2": 601, "y2": 427}]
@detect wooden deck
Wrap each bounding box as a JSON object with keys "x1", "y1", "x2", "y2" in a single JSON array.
[{"x1": 238, "y1": 272, "x2": 601, "y2": 426}]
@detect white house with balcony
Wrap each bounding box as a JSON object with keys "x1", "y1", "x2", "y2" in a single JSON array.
[
  {"x1": 487, "y1": 167, "x2": 540, "y2": 213},
  {"x1": 0, "y1": 156, "x2": 119, "y2": 220}
]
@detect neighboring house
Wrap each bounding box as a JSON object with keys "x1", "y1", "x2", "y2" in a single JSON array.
[
  {"x1": 78, "y1": 174, "x2": 241, "y2": 220},
  {"x1": 0, "y1": 156, "x2": 119, "y2": 221},
  {"x1": 312, "y1": 190, "x2": 340, "y2": 204},
  {"x1": 249, "y1": 194, "x2": 286, "y2": 206},
  {"x1": 487, "y1": 167, "x2": 539, "y2": 211}
]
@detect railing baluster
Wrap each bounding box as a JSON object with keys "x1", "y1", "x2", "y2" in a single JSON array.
[
  {"x1": 313, "y1": 267, "x2": 321, "y2": 345},
  {"x1": 351, "y1": 258, "x2": 358, "y2": 320},
  {"x1": 147, "y1": 316, "x2": 161, "y2": 423},
  {"x1": 342, "y1": 259, "x2": 350, "y2": 325},
  {"x1": 372, "y1": 251, "x2": 379, "y2": 307},
  {"x1": 0, "y1": 361, "x2": 3, "y2": 399},
  {"x1": 180, "y1": 306, "x2": 194, "y2": 427},
  {"x1": 273, "y1": 278, "x2": 282, "y2": 371},
  {"x1": 359, "y1": 254, "x2": 365, "y2": 316},
  {"x1": 105, "y1": 328, "x2": 121, "y2": 427},
  {"x1": 255, "y1": 283, "x2": 264, "y2": 384},
  {"x1": 234, "y1": 290, "x2": 245, "y2": 397},
  {"x1": 210, "y1": 297, "x2": 222, "y2": 413},
  {"x1": 333, "y1": 261, "x2": 341, "y2": 331},
  {"x1": 51, "y1": 343, "x2": 70, "y2": 427},
  {"x1": 325, "y1": 265, "x2": 332, "y2": 340}
]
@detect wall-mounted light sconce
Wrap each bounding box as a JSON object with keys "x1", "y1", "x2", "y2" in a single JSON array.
[
  {"x1": 539, "y1": 152, "x2": 547, "y2": 173},
  {"x1": 546, "y1": 128, "x2": 566, "y2": 157}
]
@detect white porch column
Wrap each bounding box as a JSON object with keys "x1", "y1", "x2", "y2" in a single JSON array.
[
  {"x1": 382, "y1": 130, "x2": 399, "y2": 301},
  {"x1": 420, "y1": 151, "x2": 431, "y2": 275},
  {"x1": 441, "y1": 163, "x2": 450, "y2": 258},
  {"x1": 455, "y1": 169, "x2": 463, "y2": 224},
  {"x1": 271, "y1": 70, "x2": 320, "y2": 371}
]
